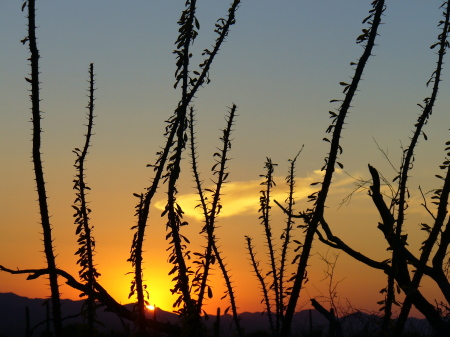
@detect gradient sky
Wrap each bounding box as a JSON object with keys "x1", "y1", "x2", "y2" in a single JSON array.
[{"x1": 1, "y1": 1, "x2": 450, "y2": 318}]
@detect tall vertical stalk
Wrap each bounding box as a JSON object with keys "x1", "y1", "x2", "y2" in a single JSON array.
[
  {"x1": 73, "y1": 63, "x2": 99, "y2": 336},
  {"x1": 249, "y1": 152, "x2": 302, "y2": 335},
  {"x1": 212, "y1": 238, "x2": 243, "y2": 337},
  {"x1": 189, "y1": 105, "x2": 243, "y2": 336},
  {"x1": 278, "y1": 151, "x2": 301, "y2": 320},
  {"x1": 189, "y1": 107, "x2": 213, "y2": 313},
  {"x1": 191, "y1": 106, "x2": 236, "y2": 311},
  {"x1": 163, "y1": 2, "x2": 200, "y2": 331},
  {"x1": 246, "y1": 236, "x2": 275, "y2": 334},
  {"x1": 25, "y1": 1, "x2": 63, "y2": 336},
  {"x1": 259, "y1": 158, "x2": 281, "y2": 331},
  {"x1": 281, "y1": 1, "x2": 385, "y2": 336}
]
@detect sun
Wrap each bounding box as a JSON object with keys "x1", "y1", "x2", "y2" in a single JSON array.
[{"x1": 146, "y1": 304, "x2": 155, "y2": 311}]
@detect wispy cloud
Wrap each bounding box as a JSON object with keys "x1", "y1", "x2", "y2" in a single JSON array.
[{"x1": 154, "y1": 169, "x2": 358, "y2": 220}]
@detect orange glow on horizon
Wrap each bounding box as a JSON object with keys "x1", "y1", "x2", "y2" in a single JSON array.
[{"x1": 146, "y1": 304, "x2": 155, "y2": 310}]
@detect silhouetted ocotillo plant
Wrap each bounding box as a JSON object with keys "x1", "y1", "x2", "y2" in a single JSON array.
[
  {"x1": 4, "y1": 1, "x2": 243, "y2": 336},
  {"x1": 188, "y1": 107, "x2": 213, "y2": 311},
  {"x1": 22, "y1": 0, "x2": 63, "y2": 335},
  {"x1": 390, "y1": 1, "x2": 450, "y2": 334},
  {"x1": 245, "y1": 236, "x2": 275, "y2": 334},
  {"x1": 247, "y1": 152, "x2": 302, "y2": 336},
  {"x1": 207, "y1": 107, "x2": 239, "y2": 321},
  {"x1": 366, "y1": 165, "x2": 450, "y2": 336},
  {"x1": 321, "y1": 1, "x2": 450, "y2": 334},
  {"x1": 189, "y1": 105, "x2": 243, "y2": 336},
  {"x1": 258, "y1": 158, "x2": 281, "y2": 331},
  {"x1": 128, "y1": 191, "x2": 149, "y2": 334},
  {"x1": 278, "y1": 150, "x2": 301, "y2": 319},
  {"x1": 128, "y1": 1, "x2": 242, "y2": 335},
  {"x1": 376, "y1": 3, "x2": 450, "y2": 332},
  {"x1": 308, "y1": 2, "x2": 450, "y2": 335},
  {"x1": 162, "y1": 1, "x2": 204, "y2": 332},
  {"x1": 209, "y1": 230, "x2": 243, "y2": 337},
  {"x1": 72, "y1": 63, "x2": 100, "y2": 336},
  {"x1": 11, "y1": 1, "x2": 450, "y2": 336},
  {"x1": 279, "y1": 1, "x2": 386, "y2": 336},
  {"x1": 188, "y1": 108, "x2": 221, "y2": 307}
]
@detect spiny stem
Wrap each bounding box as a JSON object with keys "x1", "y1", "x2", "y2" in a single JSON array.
[
  {"x1": 282, "y1": 1, "x2": 385, "y2": 335},
  {"x1": 73, "y1": 63, "x2": 99, "y2": 336},
  {"x1": 279, "y1": 150, "x2": 302, "y2": 319},
  {"x1": 26, "y1": 0, "x2": 62, "y2": 335},
  {"x1": 259, "y1": 158, "x2": 281, "y2": 331},
  {"x1": 246, "y1": 236, "x2": 275, "y2": 334}
]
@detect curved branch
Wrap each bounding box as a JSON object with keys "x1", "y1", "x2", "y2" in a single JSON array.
[
  {"x1": 0, "y1": 265, "x2": 181, "y2": 335},
  {"x1": 317, "y1": 218, "x2": 390, "y2": 273}
]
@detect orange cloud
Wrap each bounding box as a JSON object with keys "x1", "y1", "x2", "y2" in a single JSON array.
[{"x1": 154, "y1": 169, "x2": 357, "y2": 220}]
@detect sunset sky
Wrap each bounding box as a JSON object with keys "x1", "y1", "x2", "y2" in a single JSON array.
[{"x1": 1, "y1": 1, "x2": 450, "y2": 319}]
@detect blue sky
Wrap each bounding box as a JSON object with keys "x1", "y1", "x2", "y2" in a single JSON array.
[
  {"x1": 1, "y1": 1, "x2": 447, "y2": 177},
  {"x1": 1, "y1": 0, "x2": 450, "y2": 315}
]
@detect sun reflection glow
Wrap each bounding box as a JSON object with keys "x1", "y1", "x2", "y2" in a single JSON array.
[{"x1": 146, "y1": 304, "x2": 155, "y2": 311}]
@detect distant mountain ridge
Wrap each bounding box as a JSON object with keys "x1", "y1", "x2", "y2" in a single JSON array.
[{"x1": 0, "y1": 292, "x2": 432, "y2": 336}]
